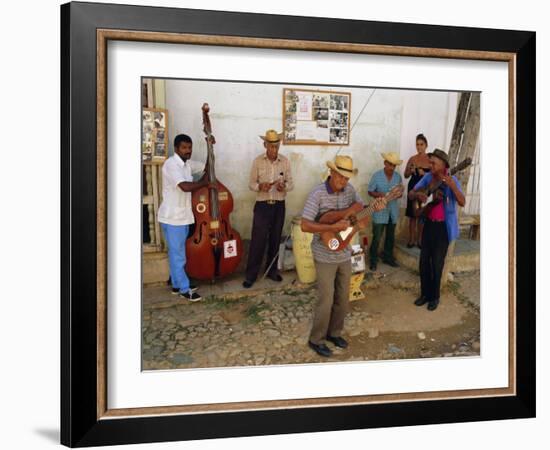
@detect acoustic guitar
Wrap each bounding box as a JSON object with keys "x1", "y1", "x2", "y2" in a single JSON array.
[{"x1": 317, "y1": 184, "x2": 404, "y2": 252}]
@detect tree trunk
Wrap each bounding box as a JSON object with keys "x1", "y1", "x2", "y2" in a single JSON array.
[
  {"x1": 448, "y1": 92, "x2": 471, "y2": 165},
  {"x1": 455, "y1": 93, "x2": 480, "y2": 194},
  {"x1": 442, "y1": 92, "x2": 480, "y2": 287}
]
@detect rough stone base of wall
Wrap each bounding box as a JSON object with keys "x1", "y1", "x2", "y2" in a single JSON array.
[
  {"x1": 143, "y1": 240, "x2": 253, "y2": 286},
  {"x1": 143, "y1": 252, "x2": 170, "y2": 286},
  {"x1": 394, "y1": 241, "x2": 480, "y2": 273}
]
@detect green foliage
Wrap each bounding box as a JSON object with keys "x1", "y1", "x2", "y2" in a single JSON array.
[
  {"x1": 447, "y1": 280, "x2": 468, "y2": 303},
  {"x1": 245, "y1": 302, "x2": 268, "y2": 324}
]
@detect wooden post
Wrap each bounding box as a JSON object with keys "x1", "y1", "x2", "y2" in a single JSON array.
[
  {"x1": 145, "y1": 165, "x2": 156, "y2": 245},
  {"x1": 151, "y1": 164, "x2": 161, "y2": 249}
]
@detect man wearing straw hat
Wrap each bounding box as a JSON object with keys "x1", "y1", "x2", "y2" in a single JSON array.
[
  {"x1": 301, "y1": 155, "x2": 386, "y2": 357},
  {"x1": 367, "y1": 152, "x2": 404, "y2": 271},
  {"x1": 243, "y1": 129, "x2": 294, "y2": 289},
  {"x1": 408, "y1": 149, "x2": 465, "y2": 311}
]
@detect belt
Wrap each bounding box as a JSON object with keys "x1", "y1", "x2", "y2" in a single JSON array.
[
  {"x1": 426, "y1": 218, "x2": 445, "y2": 223},
  {"x1": 259, "y1": 200, "x2": 284, "y2": 205}
]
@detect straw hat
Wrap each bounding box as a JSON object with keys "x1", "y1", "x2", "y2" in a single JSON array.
[
  {"x1": 326, "y1": 155, "x2": 358, "y2": 178},
  {"x1": 381, "y1": 152, "x2": 403, "y2": 166},
  {"x1": 259, "y1": 129, "x2": 283, "y2": 143}
]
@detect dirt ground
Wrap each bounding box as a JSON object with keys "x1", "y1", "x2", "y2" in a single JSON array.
[{"x1": 142, "y1": 265, "x2": 480, "y2": 370}]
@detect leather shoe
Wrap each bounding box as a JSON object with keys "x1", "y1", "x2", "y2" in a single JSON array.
[
  {"x1": 326, "y1": 335, "x2": 348, "y2": 349},
  {"x1": 242, "y1": 280, "x2": 254, "y2": 289},
  {"x1": 383, "y1": 259, "x2": 399, "y2": 267},
  {"x1": 308, "y1": 341, "x2": 332, "y2": 357},
  {"x1": 369, "y1": 262, "x2": 377, "y2": 271},
  {"x1": 267, "y1": 273, "x2": 283, "y2": 282},
  {"x1": 427, "y1": 299, "x2": 439, "y2": 311},
  {"x1": 414, "y1": 296, "x2": 429, "y2": 306}
]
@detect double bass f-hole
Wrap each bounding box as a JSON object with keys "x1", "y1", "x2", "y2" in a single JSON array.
[{"x1": 192, "y1": 222, "x2": 206, "y2": 245}]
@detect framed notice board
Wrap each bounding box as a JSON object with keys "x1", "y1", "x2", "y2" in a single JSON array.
[{"x1": 283, "y1": 88, "x2": 351, "y2": 145}]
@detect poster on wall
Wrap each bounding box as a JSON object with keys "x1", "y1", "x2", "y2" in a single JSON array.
[
  {"x1": 142, "y1": 107, "x2": 169, "y2": 162},
  {"x1": 283, "y1": 88, "x2": 351, "y2": 145}
]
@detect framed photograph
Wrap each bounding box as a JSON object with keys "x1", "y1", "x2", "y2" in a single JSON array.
[
  {"x1": 61, "y1": 1, "x2": 535, "y2": 447},
  {"x1": 283, "y1": 88, "x2": 351, "y2": 145}
]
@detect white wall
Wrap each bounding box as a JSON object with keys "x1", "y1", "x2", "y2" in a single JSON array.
[
  {"x1": 166, "y1": 78, "x2": 457, "y2": 237},
  {"x1": 399, "y1": 89, "x2": 458, "y2": 167}
]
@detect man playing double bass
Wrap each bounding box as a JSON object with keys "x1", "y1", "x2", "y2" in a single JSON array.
[
  {"x1": 158, "y1": 134, "x2": 210, "y2": 302},
  {"x1": 408, "y1": 149, "x2": 466, "y2": 311},
  {"x1": 243, "y1": 129, "x2": 294, "y2": 289}
]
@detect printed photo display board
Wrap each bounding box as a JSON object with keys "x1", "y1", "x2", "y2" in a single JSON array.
[
  {"x1": 142, "y1": 108, "x2": 169, "y2": 162},
  {"x1": 283, "y1": 88, "x2": 351, "y2": 145}
]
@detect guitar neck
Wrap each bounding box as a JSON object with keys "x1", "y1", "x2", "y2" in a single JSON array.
[
  {"x1": 354, "y1": 203, "x2": 377, "y2": 222},
  {"x1": 354, "y1": 188, "x2": 401, "y2": 222}
]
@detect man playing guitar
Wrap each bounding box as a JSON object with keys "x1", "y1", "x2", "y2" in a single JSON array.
[
  {"x1": 301, "y1": 156, "x2": 386, "y2": 357},
  {"x1": 408, "y1": 149, "x2": 466, "y2": 311}
]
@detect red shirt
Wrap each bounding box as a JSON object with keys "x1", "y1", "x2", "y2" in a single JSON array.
[{"x1": 427, "y1": 169, "x2": 447, "y2": 221}]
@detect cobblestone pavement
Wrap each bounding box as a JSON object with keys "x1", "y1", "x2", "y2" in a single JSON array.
[{"x1": 142, "y1": 268, "x2": 480, "y2": 370}]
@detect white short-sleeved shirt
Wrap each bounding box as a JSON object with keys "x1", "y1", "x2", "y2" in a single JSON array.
[{"x1": 157, "y1": 155, "x2": 204, "y2": 226}]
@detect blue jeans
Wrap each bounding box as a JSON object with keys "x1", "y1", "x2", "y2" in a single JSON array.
[{"x1": 161, "y1": 223, "x2": 190, "y2": 294}]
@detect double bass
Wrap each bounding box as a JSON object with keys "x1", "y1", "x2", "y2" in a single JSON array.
[{"x1": 185, "y1": 103, "x2": 243, "y2": 281}]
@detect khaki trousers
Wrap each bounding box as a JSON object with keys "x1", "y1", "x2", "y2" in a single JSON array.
[{"x1": 309, "y1": 259, "x2": 351, "y2": 345}]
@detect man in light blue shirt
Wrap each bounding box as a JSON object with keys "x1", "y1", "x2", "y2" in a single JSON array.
[{"x1": 367, "y1": 152, "x2": 404, "y2": 271}]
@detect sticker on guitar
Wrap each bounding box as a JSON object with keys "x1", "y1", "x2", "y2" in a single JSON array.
[
  {"x1": 328, "y1": 238, "x2": 340, "y2": 250},
  {"x1": 338, "y1": 226, "x2": 355, "y2": 241}
]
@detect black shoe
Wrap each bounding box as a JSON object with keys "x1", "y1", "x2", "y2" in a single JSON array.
[
  {"x1": 267, "y1": 273, "x2": 283, "y2": 282},
  {"x1": 242, "y1": 280, "x2": 254, "y2": 289},
  {"x1": 427, "y1": 299, "x2": 439, "y2": 311},
  {"x1": 407, "y1": 242, "x2": 415, "y2": 248},
  {"x1": 308, "y1": 341, "x2": 332, "y2": 357},
  {"x1": 326, "y1": 335, "x2": 348, "y2": 349},
  {"x1": 383, "y1": 259, "x2": 399, "y2": 267},
  {"x1": 172, "y1": 285, "x2": 197, "y2": 294},
  {"x1": 180, "y1": 291, "x2": 202, "y2": 302},
  {"x1": 414, "y1": 296, "x2": 429, "y2": 306},
  {"x1": 369, "y1": 262, "x2": 377, "y2": 271}
]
